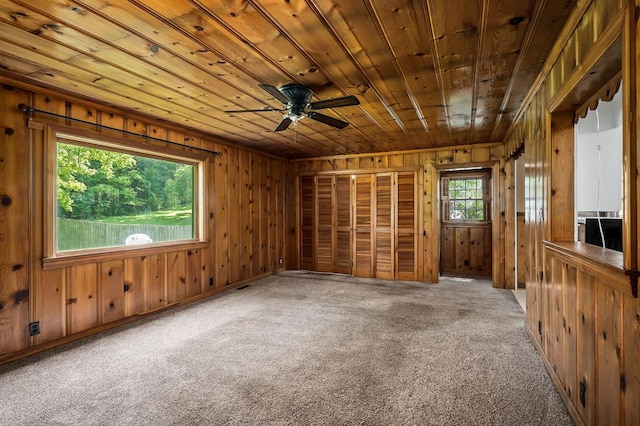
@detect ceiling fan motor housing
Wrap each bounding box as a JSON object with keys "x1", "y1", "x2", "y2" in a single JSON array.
[{"x1": 279, "y1": 84, "x2": 313, "y2": 113}]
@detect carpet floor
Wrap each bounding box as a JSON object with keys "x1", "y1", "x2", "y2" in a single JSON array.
[{"x1": 0, "y1": 271, "x2": 572, "y2": 425}]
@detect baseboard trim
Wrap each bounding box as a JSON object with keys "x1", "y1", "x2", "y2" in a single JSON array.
[{"x1": 0, "y1": 272, "x2": 275, "y2": 366}]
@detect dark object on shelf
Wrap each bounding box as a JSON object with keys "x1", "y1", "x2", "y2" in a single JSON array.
[{"x1": 585, "y1": 217, "x2": 622, "y2": 252}]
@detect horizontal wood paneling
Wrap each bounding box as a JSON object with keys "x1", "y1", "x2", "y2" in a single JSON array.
[{"x1": 0, "y1": 84, "x2": 288, "y2": 362}]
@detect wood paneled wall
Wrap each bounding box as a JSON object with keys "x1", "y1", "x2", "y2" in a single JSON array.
[
  {"x1": 290, "y1": 145, "x2": 512, "y2": 286},
  {"x1": 517, "y1": 213, "x2": 526, "y2": 286},
  {"x1": 0, "y1": 83, "x2": 288, "y2": 362},
  {"x1": 504, "y1": 0, "x2": 639, "y2": 423},
  {"x1": 440, "y1": 224, "x2": 492, "y2": 276}
]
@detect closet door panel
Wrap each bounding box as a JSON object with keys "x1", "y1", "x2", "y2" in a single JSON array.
[
  {"x1": 300, "y1": 176, "x2": 315, "y2": 270},
  {"x1": 316, "y1": 176, "x2": 334, "y2": 272},
  {"x1": 396, "y1": 173, "x2": 417, "y2": 280},
  {"x1": 354, "y1": 175, "x2": 373, "y2": 277},
  {"x1": 335, "y1": 175, "x2": 352, "y2": 274},
  {"x1": 375, "y1": 174, "x2": 393, "y2": 279}
]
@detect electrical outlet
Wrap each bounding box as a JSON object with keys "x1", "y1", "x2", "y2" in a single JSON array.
[
  {"x1": 209, "y1": 277, "x2": 214, "y2": 286},
  {"x1": 29, "y1": 322, "x2": 40, "y2": 336},
  {"x1": 279, "y1": 258, "x2": 283, "y2": 265}
]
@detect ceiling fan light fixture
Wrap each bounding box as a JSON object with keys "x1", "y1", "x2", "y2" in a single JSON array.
[{"x1": 286, "y1": 112, "x2": 303, "y2": 124}]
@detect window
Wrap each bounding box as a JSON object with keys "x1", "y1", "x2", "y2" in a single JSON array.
[
  {"x1": 441, "y1": 171, "x2": 491, "y2": 222},
  {"x1": 448, "y1": 178, "x2": 484, "y2": 220},
  {"x1": 575, "y1": 85, "x2": 623, "y2": 251},
  {"x1": 47, "y1": 129, "x2": 204, "y2": 257}
]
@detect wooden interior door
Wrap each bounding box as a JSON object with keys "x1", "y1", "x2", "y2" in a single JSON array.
[
  {"x1": 396, "y1": 172, "x2": 417, "y2": 280},
  {"x1": 299, "y1": 172, "x2": 417, "y2": 280},
  {"x1": 353, "y1": 174, "x2": 373, "y2": 277},
  {"x1": 375, "y1": 174, "x2": 393, "y2": 279},
  {"x1": 300, "y1": 176, "x2": 315, "y2": 270},
  {"x1": 315, "y1": 176, "x2": 334, "y2": 272},
  {"x1": 440, "y1": 170, "x2": 492, "y2": 276},
  {"x1": 334, "y1": 175, "x2": 352, "y2": 274}
]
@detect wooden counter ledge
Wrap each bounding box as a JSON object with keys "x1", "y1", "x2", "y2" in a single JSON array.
[{"x1": 543, "y1": 241, "x2": 637, "y2": 297}]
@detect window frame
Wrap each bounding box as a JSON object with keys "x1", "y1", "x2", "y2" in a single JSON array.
[
  {"x1": 43, "y1": 125, "x2": 208, "y2": 269},
  {"x1": 441, "y1": 170, "x2": 491, "y2": 224}
]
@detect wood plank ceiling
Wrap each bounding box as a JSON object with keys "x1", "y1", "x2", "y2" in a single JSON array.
[{"x1": 0, "y1": 0, "x2": 574, "y2": 159}]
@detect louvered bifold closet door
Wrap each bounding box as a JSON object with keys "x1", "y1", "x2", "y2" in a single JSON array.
[
  {"x1": 375, "y1": 174, "x2": 394, "y2": 279},
  {"x1": 396, "y1": 172, "x2": 417, "y2": 280},
  {"x1": 300, "y1": 176, "x2": 315, "y2": 270},
  {"x1": 354, "y1": 175, "x2": 374, "y2": 277},
  {"x1": 315, "y1": 176, "x2": 334, "y2": 272},
  {"x1": 334, "y1": 175, "x2": 352, "y2": 274}
]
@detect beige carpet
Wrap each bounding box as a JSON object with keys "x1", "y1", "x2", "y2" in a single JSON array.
[{"x1": 0, "y1": 271, "x2": 571, "y2": 425}]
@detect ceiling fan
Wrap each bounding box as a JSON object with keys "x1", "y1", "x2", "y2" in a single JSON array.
[{"x1": 225, "y1": 83, "x2": 360, "y2": 132}]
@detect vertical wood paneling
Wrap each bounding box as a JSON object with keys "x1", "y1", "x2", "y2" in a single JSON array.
[
  {"x1": 542, "y1": 258, "x2": 551, "y2": 357},
  {"x1": 185, "y1": 250, "x2": 200, "y2": 299},
  {"x1": 0, "y1": 87, "x2": 30, "y2": 355},
  {"x1": 268, "y1": 160, "x2": 277, "y2": 272},
  {"x1": 32, "y1": 270, "x2": 65, "y2": 346},
  {"x1": 202, "y1": 154, "x2": 217, "y2": 292},
  {"x1": 550, "y1": 111, "x2": 574, "y2": 242},
  {"x1": 563, "y1": 265, "x2": 578, "y2": 408},
  {"x1": 517, "y1": 213, "x2": 526, "y2": 286},
  {"x1": 440, "y1": 227, "x2": 455, "y2": 272},
  {"x1": 251, "y1": 154, "x2": 261, "y2": 276},
  {"x1": 0, "y1": 84, "x2": 289, "y2": 362},
  {"x1": 469, "y1": 228, "x2": 485, "y2": 273},
  {"x1": 67, "y1": 264, "x2": 98, "y2": 334},
  {"x1": 453, "y1": 148, "x2": 471, "y2": 164},
  {"x1": 29, "y1": 103, "x2": 67, "y2": 346},
  {"x1": 455, "y1": 228, "x2": 468, "y2": 271},
  {"x1": 440, "y1": 225, "x2": 491, "y2": 276},
  {"x1": 576, "y1": 270, "x2": 596, "y2": 425},
  {"x1": 623, "y1": 293, "x2": 640, "y2": 425},
  {"x1": 596, "y1": 282, "x2": 622, "y2": 425},
  {"x1": 124, "y1": 258, "x2": 148, "y2": 317},
  {"x1": 99, "y1": 260, "x2": 124, "y2": 325},
  {"x1": 512, "y1": 3, "x2": 633, "y2": 423},
  {"x1": 550, "y1": 258, "x2": 564, "y2": 382},
  {"x1": 215, "y1": 145, "x2": 230, "y2": 286},
  {"x1": 483, "y1": 227, "x2": 492, "y2": 274},
  {"x1": 493, "y1": 161, "x2": 506, "y2": 288},
  {"x1": 504, "y1": 160, "x2": 516, "y2": 289},
  {"x1": 422, "y1": 155, "x2": 438, "y2": 282},
  {"x1": 143, "y1": 255, "x2": 165, "y2": 311},
  {"x1": 359, "y1": 156, "x2": 375, "y2": 169},
  {"x1": 239, "y1": 151, "x2": 251, "y2": 281},
  {"x1": 228, "y1": 149, "x2": 241, "y2": 284},
  {"x1": 166, "y1": 251, "x2": 187, "y2": 304},
  {"x1": 276, "y1": 161, "x2": 285, "y2": 270}
]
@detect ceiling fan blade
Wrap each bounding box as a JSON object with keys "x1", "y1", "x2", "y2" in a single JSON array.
[
  {"x1": 307, "y1": 111, "x2": 350, "y2": 129},
  {"x1": 225, "y1": 107, "x2": 284, "y2": 113},
  {"x1": 309, "y1": 95, "x2": 360, "y2": 110},
  {"x1": 259, "y1": 84, "x2": 291, "y2": 105},
  {"x1": 274, "y1": 116, "x2": 293, "y2": 132}
]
